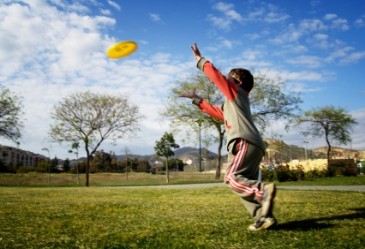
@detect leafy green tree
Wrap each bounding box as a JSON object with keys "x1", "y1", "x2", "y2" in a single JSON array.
[
  {"x1": 93, "y1": 150, "x2": 112, "y2": 172},
  {"x1": 154, "y1": 132, "x2": 180, "y2": 183},
  {"x1": 50, "y1": 91, "x2": 143, "y2": 186},
  {"x1": 168, "y1": 158, "x2": 184, "y2": 171},
  {"x1": 0, "y1": 87, "x2": 23, "y2": 142},
  {"x1": 63, "y1": 158, "x2": 71, "y2": 172},
  {"x1": 162, "y1": 72, "x2": 301, "y2": 179},
  {"x1": 35, "y1": 161, "x2": 48, "y2": 173},
  {"x1": 51, "y1": 156, "x2": 59, "y2": 173},
  {"x1": 296, "y1": 106, "x2": 358, "y2": 160}
]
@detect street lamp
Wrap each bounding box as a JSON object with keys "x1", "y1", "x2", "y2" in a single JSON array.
[
  {"x1": 68, "y1": 148, "x2": 79, "y2": 185},
  {"x1": 301, "y1": 131, "x2": 310, "y2": 160},
  {"x1": 196, "y1": 118, "x2": 204, "y2": 172},
  {"x1": 41, "y1": 147, "x2": 50, "y2": 184}
]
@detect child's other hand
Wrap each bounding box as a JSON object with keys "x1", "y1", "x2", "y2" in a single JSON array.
[{"x1": 179, "y1": 90, "x2": 196, "y2": 99}]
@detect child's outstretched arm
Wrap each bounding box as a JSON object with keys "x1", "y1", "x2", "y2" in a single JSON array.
[
  {"x1": 191, "y1": 43, "x2": 239, "y2": 101},
  {"x1": 179, "y1": 91, "x2": 224, "y2": 121}
]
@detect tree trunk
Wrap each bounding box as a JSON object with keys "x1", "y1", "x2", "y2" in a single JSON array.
[
  {"x1": 165, "y1": 157, "x2": 169, "y2": 183},
  {"x1": 215, "y1": 132, "x2": 224, "y2": 180},
  {"x1": 325, "y1": 133, "x2": 332, "y2": 171},
  {"x1": 325, "y1": 134, "x2": 332, "y2": 160},
  {"x1": 86, "y1": 155, "x2": 90, "y2": 187}
]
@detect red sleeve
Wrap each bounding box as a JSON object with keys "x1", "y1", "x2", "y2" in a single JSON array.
[
  {"x1": 197, "y1": 99, "x2": 224, "y2": 121},
  {"x1": 202, "y1": 62, "x2": 239, "y2": 101}
]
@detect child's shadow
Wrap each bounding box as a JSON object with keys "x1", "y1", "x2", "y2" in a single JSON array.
[{"x1": 274, "y1": 208, "x2": 365, "y2": 231}]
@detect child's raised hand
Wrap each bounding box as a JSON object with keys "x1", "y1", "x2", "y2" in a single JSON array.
[{"x1": 191, "y1": 42, "x2": 202, "y2": 61}]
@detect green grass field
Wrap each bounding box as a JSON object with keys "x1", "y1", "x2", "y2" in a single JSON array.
[{"x1": 0, "y1": 174, "x2": 364, "y2": 248}]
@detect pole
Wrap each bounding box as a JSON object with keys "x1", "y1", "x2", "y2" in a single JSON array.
[
  {"x1": 125, "y1": 147, "x2": 129, "y2": 180},
  {"x1": 196, "y1": 119, "x2": 204, "y2": 172}
]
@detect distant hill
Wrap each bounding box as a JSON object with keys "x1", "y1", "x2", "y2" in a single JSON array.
[
  {"x1": 173, "y1": 147, "x2": 218, "y2": 159},
  {"x1": 264, "y1": 139, "x2": 365, "y2": 161},
  {"x1": 75, "y1": 147, "x2": 219, "y2": 163}
]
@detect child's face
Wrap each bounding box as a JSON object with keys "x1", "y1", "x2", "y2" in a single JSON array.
[{"x1": 228, "y1": 72, "x2": 242, "y2": 86}]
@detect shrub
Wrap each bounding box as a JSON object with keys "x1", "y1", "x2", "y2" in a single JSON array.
[
  {"x1": 261, "y1": 168, "x2": 276, "y2": 182},
  {"x1": 275, "y1": 164, "x2": 297, "y2": 182},
  {"x1": 305, "y1": 169, "x2": 327, "y2": 178},
  {"x1": 16, "y1": 166, "x2": 35, "y2": 174}
]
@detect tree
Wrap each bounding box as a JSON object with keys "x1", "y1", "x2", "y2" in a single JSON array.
[
  {"x1": 154, "y1": 132, "x2": 180, "y2": 183},
  {"x1": 51, "y1": 156, "x2": 59, "y2": 173},
  {"x1": 49, "y1": 91, "x2": 143, "y2": 186},
  {"x1": 162, "y1": 74, "x2": 225, "y2": 179},
  {"x1": 162, "y1": 72, "x2": 301, "y2": 179},
  {"x1": 296, "y1": 105, "x2": 358, "y2": 160},
  {"x1": 63, "y1": 158, "x2": 71, "y2": 172},
  {"x1": 0, "y1": 87, "x2": 23, "y2": 143},
  {"x1": 250, "y1": 73, "x2": 302, "y2": 131}
]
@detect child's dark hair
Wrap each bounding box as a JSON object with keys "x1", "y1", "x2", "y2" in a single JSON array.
[{"x1": 230, "y1": 68, "x2": 254, "y2": 93}]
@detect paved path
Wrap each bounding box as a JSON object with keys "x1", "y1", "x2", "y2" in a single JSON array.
[
  {"x1": 121, "y1": 183, "x2": 365, "y2": 192},
  {"x1": 278, "y1": 185, "x2": 365, "y2": 192}
]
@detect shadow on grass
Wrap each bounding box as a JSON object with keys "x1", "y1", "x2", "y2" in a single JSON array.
[{"x1": 274, "y1": 208, "x2": 365, "y2": 231}]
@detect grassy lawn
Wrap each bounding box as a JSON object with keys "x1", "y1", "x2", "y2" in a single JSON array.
[
  {"x1": 1, "y1": 172, "x2": 364, "y2": 187},
  {"x1": 0, "y1": 177, "x2": 364, "y2": 248},
  {"x1": 0, "y1": 172, "x2": 222, "y2": 187}
]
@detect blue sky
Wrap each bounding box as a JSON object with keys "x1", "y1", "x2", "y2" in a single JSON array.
[{"x1": 0, "y1": 0, "x2": 364, "y2": 159}]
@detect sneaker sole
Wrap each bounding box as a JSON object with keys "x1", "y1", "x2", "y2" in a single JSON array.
[{"x1": 248, "y1": 218, "x2": 277, "y2": 231}]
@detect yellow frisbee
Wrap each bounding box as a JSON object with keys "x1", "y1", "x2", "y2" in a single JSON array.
[{"x1": 106, "y1": 40, "x2": 138, "y2": 59}]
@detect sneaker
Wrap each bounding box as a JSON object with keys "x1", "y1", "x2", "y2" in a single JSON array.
[
  {"x1": 261, "y1": 183, "x2": 276, "y2": 218},
  {"x1": 248, "y1": 217, "x2": 277, "y2": 231}
]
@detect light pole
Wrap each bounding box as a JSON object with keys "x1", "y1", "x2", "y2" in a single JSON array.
[
  {"x1": 196, "y1": 118, "x2": 204, "y2": 172},
  {"x1": 41, "y1": 147, "x2": 50, "y2": 184},
  {"x1": 301, "y1": 131, "x2": 310, "y2": 160},
  {"x1": 68, "y1": 149, "x2": 79, "y2": 184},
  {"x1": 124, "y1": 147, "x2": 129, "y2": 180}
]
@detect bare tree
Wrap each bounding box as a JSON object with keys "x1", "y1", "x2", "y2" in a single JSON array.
[
  {"x1": 297, "y1": 105, "x2": 357, "y2": 160},
  {"x1": 50, "y1": 91, "x2": 143, "y2": 186}
]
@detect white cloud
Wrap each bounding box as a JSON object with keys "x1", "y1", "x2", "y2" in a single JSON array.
[
  {"x1": 324, "y1": 13, "x2": 337, "y2": 21},
  {"x1": 207, "y1": 14, "x2": 232, "y2": 30},
  {"x1": 322, "y1": 41, "x2": 365, "y2": 65},
  {"x1": 331, "y1": 18, "x2": 349, "y2": 31},
  {"x1": 214, "y1": 2, "x2": 242, "y2": 22},
  {"x1": 351, "y1": 108, "x2": 365, "y2": 150},
  {"x1": 107, "y1": 0, "x2": 121, "y2": 11},
  {"x1": 280, "y1": 70, "x2": 323, "y2": 82},
  {"x1": 208, "y1": 2, "x2": 243, "y2": 30},
  {"x1": 0, "y1": 1, "x2": 190, "y2": 158},
  {"x1": 100, "y1": 9, "x2": 111, "y2": 16},
  {"x1": 264, "y1": 11, "x2": 289, "y2": 23},
  {"x1": 246, "y1": 3, "x2": 289, "y2": 24},
  {"x1": 354, "y1": 18, "x2": 365, "y2": 27},
  {"x1": 149, "y1": 13, "x2": 161, "y2": 22},
  {"x1": 337, "y1": 50, "x2": 365, "y2": 64},
  {"x1": 299, "y1": 18, "x2": 326, "y2": 32},
  {"x1": 312, "y1": 33, "x2": 329, "y2": 49},
  {"x1": 50, "y1": 0, "x2": 90, "y2": 13},
  {"x1": 286, "y1": 55, "x2": 323, "y2": 68},
  {"x1": 205, "y1": 37, "x2": 236, "y2": 52}
]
